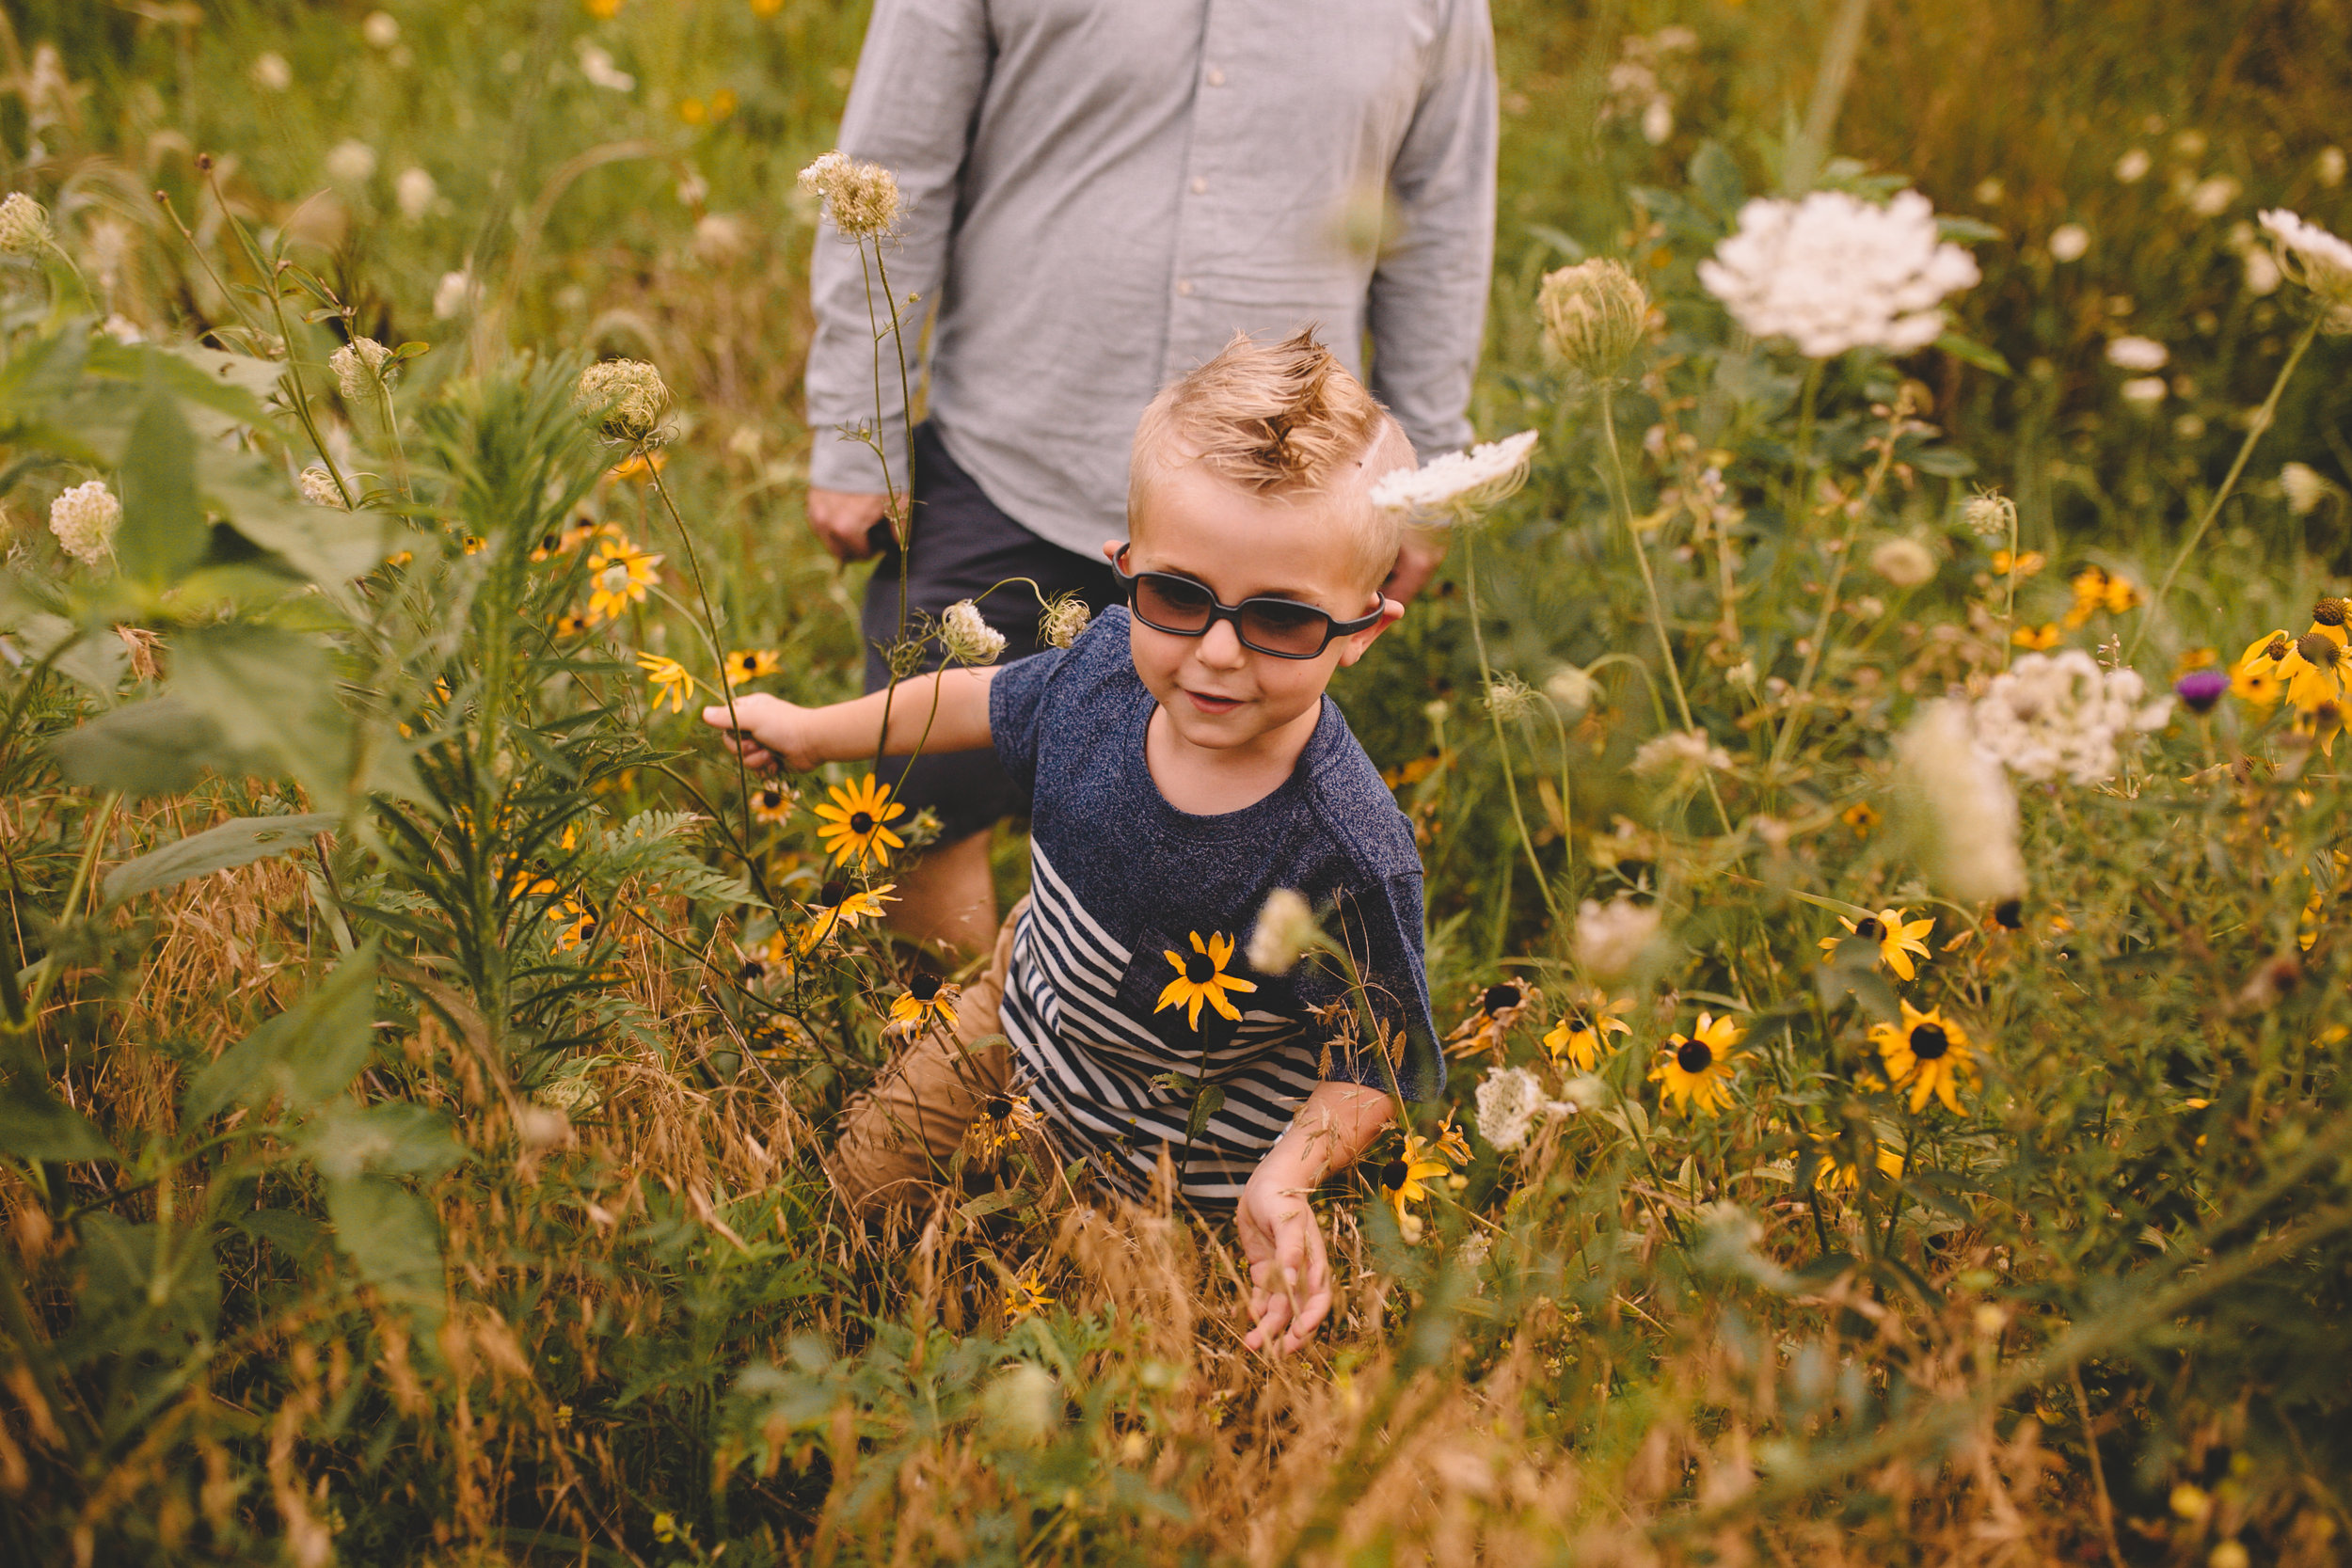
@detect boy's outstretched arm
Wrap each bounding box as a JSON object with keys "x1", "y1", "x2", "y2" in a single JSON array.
[
  {"x1": 1236, "y1": 1082, "x2": 1395, "y2": 1356},
  {"x1": 700, "y1": 667, "x2": 998, "y2": 773}
]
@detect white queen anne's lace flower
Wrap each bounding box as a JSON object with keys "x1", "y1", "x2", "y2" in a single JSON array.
[
  {"x1": 298, "y1": 465, "x2": 346, "y2": 508},
  {"x1": 1572, "y1": 895, "x2": 1661, "y2": 982},
  {"x1": 1247, "y1": 888, "x2": 1318, "y2": 975},
  {"x1": 0, "y1": 191, "x2": 54, "y2": 256},
  {"x1": 1475, "y1": 1065, "x2": 1577, "y2": 1152},
  {"x1": 2258, "y1": 209, "x2": 2352, "y2": 331},
  {"x1": 799, "y1": 150, "x2": 902, "y2": 239},
  {"x1": 1698, "y1": 189, "x2": 1981, "y2": 357},
  {"x1": 332, "y1": 337, "x2": 395, "y2": 402},
  {"x1": 49, "y1": 480, "x2": 121, "y2": 564},
  {"x1": 1370, "y1": 430, "x2": 1539, "y2": 525},
  {"x1": 2105, "y1": 335, "x2": 2169, "y2": 371},
  {"x1": 1630, "y1": 729, "x2": 1732, "y2": 779},
  {"x1": 1894, "y1": 701, "x2": 2024, "y2": 903},
  {"x1": 939, "y1": 599, "x2": 1007, "y2": 665},
  {"x1": 1970, "y1": 649, "x2": 2171, "y2": 785}
]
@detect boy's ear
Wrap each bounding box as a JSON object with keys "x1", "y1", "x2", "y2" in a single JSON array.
[
  {"x1": 1101, "y1": 538, "x2": 1126, "y2": 564},
  {"x1": 1334, "y1": 596, "x2": 1405, "y2": 669}
]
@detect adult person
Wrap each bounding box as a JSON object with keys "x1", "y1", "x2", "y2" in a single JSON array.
[{"x1": 802, "y1": 0, "x2": 1497, "y2": 958}]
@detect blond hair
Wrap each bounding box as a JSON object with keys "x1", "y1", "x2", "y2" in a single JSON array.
[{"x1": 1130, "y1": 328, "x2": 1410, "y2": 589}]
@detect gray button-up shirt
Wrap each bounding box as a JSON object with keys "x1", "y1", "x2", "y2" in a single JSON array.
[{"x1": 804, "y1": 0, "x2": 1497, "y2": 559}]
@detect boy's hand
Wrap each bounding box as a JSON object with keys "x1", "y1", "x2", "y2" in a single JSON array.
[
  {"x1": 701, "y1": 692, "x2": 815, "y2": 772},
  {"x1": 1236, "y1": 1151, "x2": 1332, "y2": 1355}
]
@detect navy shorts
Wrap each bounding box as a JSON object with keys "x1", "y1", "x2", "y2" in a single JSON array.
[{"x1": 860, "y1": 422, "x2": 1120, "y2": 843}]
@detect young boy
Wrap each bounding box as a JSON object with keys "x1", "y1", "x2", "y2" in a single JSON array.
[{"x1": 707, "y1": 330, "x2": 1441, "y2": 1354}]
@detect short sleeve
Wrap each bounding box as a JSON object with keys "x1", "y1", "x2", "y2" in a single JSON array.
[
  {"x1": 1295, "y1": 869, "x2": 1444, "y2": 1102},
  {"x1": 987, "y1": 644, "x2": 1064, "y2": 798}
]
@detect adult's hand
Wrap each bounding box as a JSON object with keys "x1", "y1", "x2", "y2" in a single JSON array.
[
  {"x1": 806, "y1": 487, "x2": 894, "y2": 563},
  {"x1": 1383, "y1": 526, "x2": 1450, "y2": 603}
]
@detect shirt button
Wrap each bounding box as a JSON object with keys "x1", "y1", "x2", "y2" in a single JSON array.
[
  {"x1": 1189, "y1": 176, "x2": 1207, "y2": 195},
  {"x1": 1206, "y1": 66, "x2": 1226, "y2": 87},
  {"x1": 1175, "y1": 278, "x2": 1195, "y2": 296}
]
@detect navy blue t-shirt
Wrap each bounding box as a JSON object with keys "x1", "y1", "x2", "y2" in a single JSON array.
[{"x1": 988, "y1": 606, "x2": 1441, "y2": 1210}]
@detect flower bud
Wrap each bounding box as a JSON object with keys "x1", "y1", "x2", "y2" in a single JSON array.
[
  {"x1": 0, "y1": 191, "x2": 54, "y2": 256},
  {"x1": 1545, "y1": 664, "x2": 1599, "y2": 716},
  {"x1": 331, "y1": 337, "x2": 395, "y2": 402},
  {"x1": 1040, "y1": 594, "x2": 1091, "y2": 649},
  {"x1": 1868, "y1": 536, "x2": 1937, "y2": 588},
  {"x1": 575, "y1": 359, "x2": 673, "y2": 445},
  {"x1": 1538, "y1": 258, "x2": 1649, "y2": 381},
  {"x1": 1247, "y1": 888, "x2": 1318, "y2": 975},
  {"x1": 298, "y1": 465, "x2": 346, "y2": 509},
  {"x1": 1961, "y1": 488, "x2": 2017, "y2": 540},
  {"x1": 49, "y1": 480, "x2": 121, "y2": 564},
  {"x1": 939, "y1": 599, "x2": 1008, "y2": 665},
  {"x1": 798, "y1": 150, "x2": 903, "y2": 239}
]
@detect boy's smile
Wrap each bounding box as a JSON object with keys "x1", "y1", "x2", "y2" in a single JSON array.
[{"x1": 1108, "y1": 463, "x2": 1401, "y2": 813}]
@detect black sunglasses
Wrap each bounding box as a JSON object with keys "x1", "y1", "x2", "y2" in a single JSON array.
[{"x1": 1112, "y1": 546, "x2": 1384, "y2": 659}]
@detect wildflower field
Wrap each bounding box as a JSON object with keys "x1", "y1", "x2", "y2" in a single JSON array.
[{"x1": 6, "y1": 1, "x2": 2352, "y2": 1563}]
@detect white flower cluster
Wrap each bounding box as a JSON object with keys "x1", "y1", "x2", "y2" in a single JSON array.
[
  {"x1": 1571, "y1": 895, "x2": 1661, "y2": 982},
  {"x1": 1474, "y1": 1066, "x2": 1578, "y2": 1152},
  {"x1": 1970, "y1": 649, "x2": 2171, "y2": 785},
  {"x1": 49, "y1": 480, "x2": 120, "y2": 564},
  {"x1": 1630, "y1": 729, "x2": 1732, "y2": 780},
  {"x1": 1369, "y1": 430, "x2": 1538, "y2": 525},
  {"x1": 799, "y1": 150, "x2": 902, "y2": 240},
  {"x1": 1247, "y1": 888, "x2": 1318, "y2": 975},
  {"x1": 1040, "y1": 595, "x2": 1090, "y2": 650},
  {"x1": 298, "y1": 465, "x2": 346, "y2": 508},
  {"x1": 2258, "y1": 209, "x2": 2352, "y2": 331},
  {"x1": 939, "y1": 599, "x2": 1007, "y2": 665},
  {"x1": 1894, "y1": 701, "x2": 2024, "y2": 903},
  {"x1": 1698, "y1": 190, "x2": 1981, "y2": 357}
]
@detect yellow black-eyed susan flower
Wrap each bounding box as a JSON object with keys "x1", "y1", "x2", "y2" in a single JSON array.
[
  {"x1": 814, "y1": 774, "x2": 907, "y2": 866},
  {"x1": 1868, "y1": 1000, "x2": 1979, "y2": 1115},
  {"x1": 1818, "y1": 907, "x2": 1934, "y2": 981},
  {"x1": 1542, "y1": 986, "x2": 1630, "y2": 1072},
  {"x1": 2062, "y1": 564, "x2": 2137, "y2": 628},
  {"x1": 2011, "y1": 622, "x2": 2062, "y2": 650},
  {"x1": 1444, "y1": 976, "x2": 1541, "y2": 1059},
  {"x1": 1990, "y1": 548, "x2": 2044, "y2": 578},
  {"x1": 750, "y1": 783, "x2": 795, "y2": 825},
  {"x1": 531, "y1": 515, "x2": 599, "y2": 562},
  {"x1": 553, "y1": 608, "x2": 596, "y2": 640},
  {"x1": 1807, "y1": 1131, "x2": 1903, "y2": 1194},
  {"x1": 1153, "y1": 930, "x2": 1257, "y2": 1029},
  {"x1": 962, "y1": 1092, "x2": 1042, "y2": 1168},
  {"x1": 584, "y1": 531, "x2": 663, "y2": 623},
  {"x1": 1649, "y1": 1012, "x2": 1746, "y2": 1117},
  {"x1": 1375, "y1": 1131, "x2": 1453, "y2": 1243},
  {"x1": 636, "y1": 652, "x2": 691, "y2": 715},
  {"x1": 725, "y1": 647, "x2": 782, "y2": 683},
  {"x1": 798, "y1": 879, "x2": 894, "y2": 952},
  {"x1": 1840, "y1": 800, "x2": 1882, "y2": 833},
  {"x1": 888, "y1": 973, "x2": 961, "y2": 1034},
  {"x1": 1003, "y1": 1269, "x2": 1055, "y2": 1322},
  {"x1": 550, "y1": 895, "x2": 599, "y2": 952}
]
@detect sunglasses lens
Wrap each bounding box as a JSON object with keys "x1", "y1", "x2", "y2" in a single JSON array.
[
  {"x1": 1134, "y1": 574, "x2": 1215, "y2": 631},
  {"x1": 1238, "y1": 598, "x2": 1331, "y2": 657}
]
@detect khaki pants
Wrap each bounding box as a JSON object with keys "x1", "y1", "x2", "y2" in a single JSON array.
[{"x1": 831, "y1": 897, "x2": 1041, "y2": 1214}]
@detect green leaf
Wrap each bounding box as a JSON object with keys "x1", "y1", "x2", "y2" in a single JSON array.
[
  {"x1": 958, "y1": 1189, "x2": 1030, "y2": 1223},
  {"x1": 114, "y1": 383, "x2": 210, "y2": 586},
  {"x1": 1934, "y1": 330, "x2": 2012, "y2": 377},
  {"x1": 75, "y1": 1212, "x2": 220, "y2": 1354},
  {"x1": 1184, "y1": 1084, "x2": 1227, "y2": 1142},
  {"x1": 300, "y1": 1101, "x2": 465, "y2": 1181},
  {"x1": 197, "y1": 449, "x2": 395, "y2": 590},
  {"x1": 10, "y1": 611, "x2": 127, "y2": 696},
  {"x1": 183, "y1": 944, "x2": 379, "y2": 1123},
  {"x1": 49, "y1": 695, "x2": 224, "y2": 797},
  {"x1": 1689, "y1": 139, "x2": 1746, "y2": 222},
  {"x1": 0, "y1": 1068, "x2": 118, "y2": 1161},
  {"x1": 168, "y1": 624, "x2": 355, "y2": 809},
  {"x1": 325, "y1": 1173, "x2": 443, "y2": 1319},
  {"x1": 1907, "y1": 446, "x2": 1979, "y2": 478},
  {"x1": 101, "y1": 813, "x2": 338, "y2": 909}
]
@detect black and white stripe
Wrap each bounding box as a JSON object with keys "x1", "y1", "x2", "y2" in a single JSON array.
[{"x1": 1002, "y1": 845, "x2": 1323, "y2": 1209}]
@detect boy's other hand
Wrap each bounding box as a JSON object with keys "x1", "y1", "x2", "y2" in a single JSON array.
[
  {"x1": 806, "y1": 488, "x2": 895, "y2": 563},
  {"x1": 1382, "y1": 526, "x2": 1449, "y2": 602},
  {"x1": 701, "y1": 692, "x2": 812, "y2": 772},
  {"x1": 1236, "y1": 1159, "x2": 1332, "y2": 1356}
]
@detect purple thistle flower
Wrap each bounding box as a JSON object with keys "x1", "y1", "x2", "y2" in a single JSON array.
[{"x1": 2175, "y1": 668, "x2": 2230, "y2": 714}]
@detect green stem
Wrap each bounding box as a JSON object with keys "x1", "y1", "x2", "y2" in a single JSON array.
[
  {"x1": 14, "y1": 789, "x2": 122, "y2": 1028},
  {"x1": 2130, "y1": 313, "x2": 2323, "y2": 662},
  {"x1": 1459, "y1": 532, "x2": 1565, "y2": 928},
  {"x1": 1768, "y1": 405, "x2": 1904, "y2": 776}
]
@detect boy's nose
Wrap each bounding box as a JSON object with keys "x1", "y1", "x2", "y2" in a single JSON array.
[{"x1": 1198, "y1": 616, "x2": 1248, "y2": 667}]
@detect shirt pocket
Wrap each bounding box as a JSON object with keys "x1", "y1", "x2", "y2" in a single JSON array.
[{"x1": 1112, "y1": 925, "x2": 1301, "y2": 1069}]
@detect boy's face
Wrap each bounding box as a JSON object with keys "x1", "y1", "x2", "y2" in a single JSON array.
[{"x1": 1113, "y1": 464, "x2": 1401, "y2": 757}]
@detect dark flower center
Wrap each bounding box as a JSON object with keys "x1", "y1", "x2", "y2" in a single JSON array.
[
  {"x1": 982, "y1": 1096, "x2": 1010, "y2": 1121},
  {"x1": 1994, "y1": 897, "x2": 2024, "y2": 929},
  {"x1": 850, "y1": 811, "x2": 875, "y2": 833},
  {"x1": 910, "y1": 974, "x2": 941, "y2": 1001},
  {"x1": 1379, "y1": 1159, "x2": 1408, "y2": 1190},
  {"x1": 1566, "y1": 1014, "x2": 1591, "y2": 1035},
  {"x1": 816, "y1": 879, "x2": 846, "y2": 908},
  {"x1": 2316, "y1": 596, "x2": 2349, "y2": 627},
  {"x1": 737, "y1": 655, "x2": 755, "y2": 671},
  {"x1": 1910, "y1": 1022, "x2": 1951, "y2": 1060},
  {"x1": 2298, "y1": 631, "x2": 2342, "y2": 670},
  {"x1": 759, "y1": 789, "x2": 783, "y2": 808},
  {"x1": 739, "y1": 959, "x2": 766, "y2": 981},
  {"x1": 2265, "y1": 633, "x2": 2291, "y2": 662},
  {"x1": 1482, "y1": 982, "x2": 1518, "y2": 1015},
  {"x1": 1676, "y1": 1039, "x2": 1713, "y2": 1073},
  {"x1": 1184, "y1": 952, "x2": 1215, "y2": 984},
  {"x1": 539, "y1": 531, "x2": 559, "y2": 552},
  {"x1": 1856, "y1": 917, "x2": 1885, "y2": 942}
]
